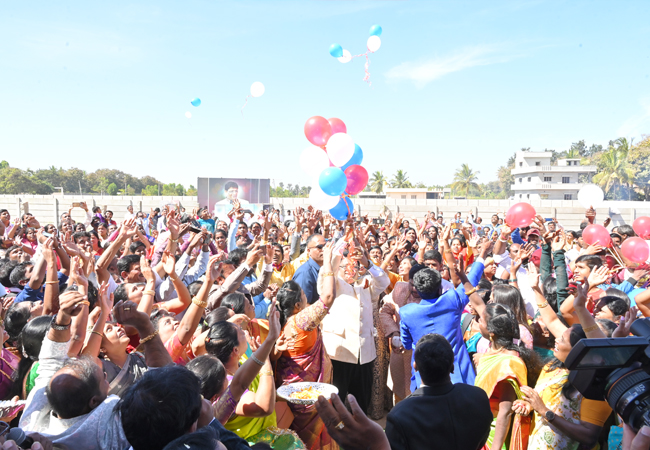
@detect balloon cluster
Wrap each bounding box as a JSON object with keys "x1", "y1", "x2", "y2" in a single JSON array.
[
  {"x1": 329, "y1": 25, "x2": 382, "y2": 85},
  {"x1": 300, "y1": 116, "x2": 368, "y2": 220}
]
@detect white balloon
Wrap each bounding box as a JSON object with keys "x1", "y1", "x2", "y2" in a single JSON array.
[
  {"x1": 338, "y1": 49, "x2": 352, "y2": 63},
  {"x1": 185, "y1": 111, "x2": 192, "y2": 119},
  {"x1": 367, "y1": 36, "x2": 381, "y2": 52},
  {"x1": 310, "y1": 183, "x2": 340, "y2": 211},
  {"x1": 326, "y1": 133, "x2": 355, "y2": 167},
  {"x1": 300, "y1": 146, "x2": 331, "y2": 178},
  {"x1": 250, "y1": 82, "x2": 265, "y2": 98},
  {"x1": 578, "y1": 184, "x2": 605, "y2": 209}
]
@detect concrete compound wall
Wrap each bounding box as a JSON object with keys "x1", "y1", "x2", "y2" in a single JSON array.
[{"x1": 1, "y1": 194, "x2": 649, "y2": 231}]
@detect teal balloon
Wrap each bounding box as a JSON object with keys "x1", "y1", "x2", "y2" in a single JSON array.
[
  {"x1": 369, "y1": 25, "x2": 382, "y2": 37},
  {"x1": 319, "y1": 167, "x2": 347, "y2": 196},
  {"x1": 329, "y1": 43, "x2": 343, "y2": 58},
  {"x1": 330, "y1": 196, "x2": 353, "y2": 220},
  {"x1": 341, "y1": 144, "x2": 364, "y2": 170},
  {"x1": 191, "y1": 98, "x2": 201, "y2": 107}
]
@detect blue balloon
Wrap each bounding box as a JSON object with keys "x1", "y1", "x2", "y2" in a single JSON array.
[
  {"x1": 369, "y1": 24, "x2": 382, "y2": 37},
  {"x1": 341, "y1": 144, "x2": 364, "y2": 171},
  {"x1": 191, "y1": 98, "x2": 201, "y2": 107},
  {"x1": 329, "y1": 43, "x2": 343, "y2": 58},
  {"x1": 319, "y1": 167, "x2": 347, "y2": 196},
  {"x1": 330, "y1": 196, "x2": 354, "y2": 221}
]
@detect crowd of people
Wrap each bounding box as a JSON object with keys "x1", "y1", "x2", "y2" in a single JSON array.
[{"x1": 0, "y1": 200, "x2": 649, "y2": 449}]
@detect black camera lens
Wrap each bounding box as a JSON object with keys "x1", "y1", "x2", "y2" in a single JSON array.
[{"x1": 607, "y1": 367, "x2": 650, "y2": 432}]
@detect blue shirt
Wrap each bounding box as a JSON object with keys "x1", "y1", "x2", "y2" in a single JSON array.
[
  {"x1": 399, "y1": 260, "x2": 484, "y2": 391},
  {"x1": 197, "y1": 218, "x2": 216, "y2": 233},
  {"x1": 292, "y1": 258, "x2": 321, "y2": 304},
  {"x1": 15, "y1": 272, "x2": 68, "y2": 303},
  {"x1": 242, "y1": 274, "x2": 271, "y2": 319}
]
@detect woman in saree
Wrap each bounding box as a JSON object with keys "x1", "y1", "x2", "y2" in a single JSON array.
[
  {"x1": 275, "y1": 242, "x2": 337, "y2": 450},
  {"x1": 475, "y1": 303, "x2": 541, "y2": 450},
  {"x1": 221, "y1": 291, "x2": 269, "y2": 344},
  {"x1": 510, "y1": 263, "x2": 613, "y2": 450}
]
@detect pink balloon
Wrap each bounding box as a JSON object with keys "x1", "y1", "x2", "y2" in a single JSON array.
[
  {"x1": 621, "y1": 237, "x2": 650, "y2": 263},
  {"x1": 505, "y1": 203, "x2": 536, "y2": 228},
  {"x1": 633, "y1": 216, "x2": 650, "y2": 240},
  {"x1": 344, "y1": 165, "x2": 369, "y2": 195},
  {"x1": 304, "y1": 116, "x2": 332, "y2": 147},
  {"x1": 582, "y1": 224, "x2": 612, "y2": 248},
  {"x1": 328, "y1": 117, "x2": 347, "y2": 135}
]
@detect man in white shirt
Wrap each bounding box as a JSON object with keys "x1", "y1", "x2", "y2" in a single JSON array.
[
  {"x1": 318, "y1": 249, "x2": 390, "y2": 414},
  {"x1": 124, "y1": 205, "x2": 136, "y2": 221}
]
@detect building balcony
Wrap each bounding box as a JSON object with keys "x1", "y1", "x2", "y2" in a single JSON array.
[
  {"x1": 511, "y1": 165, "x2": 597, "y2": 175},
  {"x1": 511, "y1": 183, "x2": 587, "y2": 191}
]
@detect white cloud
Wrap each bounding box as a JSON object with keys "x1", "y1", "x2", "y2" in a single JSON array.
[
  {"x1": 617, "y1": 98, "x2": 650, "y2": 139},
  {"x1": 385, "y1": 44, "x2": 520, "y2": 88}
]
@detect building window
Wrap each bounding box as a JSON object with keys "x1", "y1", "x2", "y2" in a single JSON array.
[
  {"x1": 535, "y1": 162, "x2": 540, "y2": 166},
  {"x1": 401, "y1": 195, "x2": 406, "y2": 199},
  {"x1": 541, "y1": 194, "x2": 549, "y2": 199},
  {"x1": 562, "y1": 177, "x2": 570, "y2": 184},
  {"x1": 519, "y1": 162, "x2": 523, "y2": 167},
  {"x1": 519, "y1": 178, "x2": 522, "y2": 183},
  {"x1": 527, "y1": 194, "x2": 530, "y2": 199},
  {"x1": 544, "y1": 176, "x2": 552, "y2": 182},
  {"x1": 564, "y1": 194, "x2": 572, "y2": 200},
  {"x1": 519, "y1": 194, "x2": 522, "y2": 199},
  {"x1": 411, "y1": 195, "x2": 417, "y2": 199},
  {"x1": 527, "y1": 177, "x2": 531, "y2": 182}
]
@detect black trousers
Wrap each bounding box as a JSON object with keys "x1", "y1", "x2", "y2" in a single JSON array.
[{"x1": 331, "y1": 359, "x2": 374, "y2": 414}]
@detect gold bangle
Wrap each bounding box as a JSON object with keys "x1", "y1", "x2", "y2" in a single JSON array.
[
  {"x1": 136, "y1": 330, "x2": 159, "y2": 350},
  {"x1": 583, "y1": 324, "x2": 599, "y2": 333},
  {"x1": 45, "y1": 281, "x2": 58, "y2": 285},
  {"x1": 320, "y1": 272, "x2": 335, "y2": 277},
  {"x1": 79, "y1": 300, "x2": 90, "y2": 307},
  {"x1": 142, "y1": 289, "x2": 156, "y2": 297},
  {"x1": 192, "y1": 297, "x2": 208, "y2": 308},
  {"x1": 465, "y1": 287, "x2": 478, "y2": 296},
  {"x1": 169, "y1": 238, "x2": 178, "y2": 243},
  {"x1": 91, "y1": 330, "x2": 105, "y2": 339},
  {"x1": 259, "y1": 370, "x2": 274, "y2": 377},
  {"x1": 537, "y1": 302, "x2": 549, "y2": 309}
]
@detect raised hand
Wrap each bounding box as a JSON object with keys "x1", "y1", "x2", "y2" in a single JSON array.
[
  {"x1": 205, "y1": 255, "x2": 223, "y2": 283},
  {"x1": 526, "y1": 262, "x2": 541, "y2": 290},
  {"x1": 587, "y1": 265, "x2": 609, "y2": 288},
  {"x1": 161, "y1": 250, "x2": 176, "y2": 276},
  {"x1": 58, "y1": 290, "x2": 89, "y2": 319},
  {"x1": 140, "y1": 255, "x2": 156, "y2": 283},
  {"x1": 551, "y1": 231, "x2": 566, "y2": 252},
  {"x1": 573, "y1": 279, "x2": 591, "y2": 310},
  {"x1": 613, "y1": 306, "x2": 639, "y2": 338}
]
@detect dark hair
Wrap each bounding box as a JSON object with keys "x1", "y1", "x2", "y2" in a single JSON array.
[
  {"x1": 46, "y1": 356, "x2": 101, "y2": 419},
  {"x1": 492, "y1": 284, "x2": 534, "y2": 335},
  {"x1": 117, "y1": 254, "x2": 141, "y2": 278},
  {"x1": 574, "y1": 255, "x2": 602, "y2": 271},
  {"x1": 72, "y1": 231, "x2": 91, "y2": 244},
  {"x1": 542, "y1": 276, "x2": 558, "y2": 311},
  {"x1": 205, "y1": 321, "x2": 240, "y2": 364},
  {"x1": 162, "y1": 426, "x2": 219, "y2": 450},
  {"x1": 188, "y1": 280, "x2": 203, "y2": 298},
  {"x1": 112, "y1": 283, "x2": 129, "y2": 303},
  {"x1": 272, "y1": 243, "x2": 284, "y2": 259},
  {"x1": 129, "y1": 241, "x2": 146, "y2": 254},
  {"x1": 222, "y1": 292, "x2": 248, "y2": 315},
  {"x1": 276, "y1": 280, "x2": 303, "y2": 328},
  {"x1": 214, "y1": 229, "x2": 227, "y2": 239},
  {"x1": 618, "y1": 224, "x2": 636, "y2": 238},
  {"x1": 9, "y1": 315, "x2": 51, "y2": 399},
  {"x1": 596, "y1": 319, "x2": 617, "y2": 337},
  {"x1": 610, "y1": 232, "x2": 622, "y2": 241},
  {"x1": 225, "y1": 248, "x2": 247, "y2": 268},
  {"x1": 205, "y1": 307, "x2": 233, "y2": 328},
  {"x1": 224, "y1": 181, "x2": 239, "y2": 191},
  {"x1": 548, "y1": 324, "x2": 586, "y2": 397},
  {"x1": 305, "y1": 234, "x2": 323, "y2": 249},
  {"x1": 602, "y1": 298, "x2": 629, "y2": 317},
  {"x1": 150, "y1": 309, "x2": 175, "y2": 332},
  {"x1": 412, "y1": 268, "x2": 442, "y2": 298},
  {"x1": 484, "y1": 303, "x2": 541, "y2": 386},
  {"x1": 186, "y1": 354, "x2": 227, "y2": 401},
  {"x1": 5, "y1": 302, "x2": 32, "y2": 345},
  {"x1": 477, "y1": 278, "x2": 493, "y2": 291},
  {"x1": 422, "y1": 250, "x2": 442, "y2": 264},
  {"x1": 118, "y1": 366, "x2": 202, "y2": 450},
  {"x1": 604, "y1": 288, "x2": 631, "y2": 306},
  {"x1": 414, "y1": 334, "x2": 454, "y2": 385},
  {"x1": 0, "y1": 260, "x2": 19, "y2": 287},
  {"x1": 9, "y1": 262, "x2": 32, "y2": 287},
  {"x1": 450, "y1": 236, "x2": 467, "y2": 249}
]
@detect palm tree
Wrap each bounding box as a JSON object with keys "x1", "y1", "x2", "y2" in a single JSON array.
[
  {"x1": 368, "y1": 171, "x2": 388, "y2": 194},
  {"x1": 391, "y1": 170, "x2": 412, "y2": 188},
  {"x1": 593, "y1": 145, "x2": 635, "y2": 200},
  {"x1": 451, "y1": 164, "x2": 480, "y2": 197}
]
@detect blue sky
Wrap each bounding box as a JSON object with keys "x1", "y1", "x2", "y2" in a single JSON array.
[{"x1": 1, "y1": 0, "x2": 649, "y2": 191}]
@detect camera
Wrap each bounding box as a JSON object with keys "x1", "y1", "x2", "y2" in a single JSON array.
[{"x1": 566, "y1": 318, "x2": 650, "y2": 431}]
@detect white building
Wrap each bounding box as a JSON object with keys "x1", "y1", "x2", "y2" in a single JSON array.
[{"x1": 511, "y1": 151, "x2": 597, "y2": 201}]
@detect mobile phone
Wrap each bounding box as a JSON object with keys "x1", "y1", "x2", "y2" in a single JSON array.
[
  {"x1": 72, "y1": 202, "x2": 81, "y2": 208},
  {"x1": 188, "y1": 226, "x2": 202, "y2": 234},
  {"x1": 451, "y1": 223, "x2": 459, "y2": 230},
  {"x1": 0, "y1": 400, "x2": 26, "y2": 420},
  {"x1": 43, "y1": 231, "x2": 52, "y2": 238}
]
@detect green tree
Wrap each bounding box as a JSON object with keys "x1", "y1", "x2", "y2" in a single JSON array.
[
  {"x1": 593, "y1": 143, "x2": 635, "y2": 200},
  {"x1": 142, "y1": 185, "x2": 159, "y2": 196},
  {"x1": 186, "y1": 185, "x2": 198, "y2": 196},
  {"x1": 391, "y1": 170, "x2": 412, "y2": 188},
  {"x1": 106, "y1": 183, "x2": 118, "y2": 195},
  {"x1": 162, "y1": 183, "x2": 185, "y2": 196},
  {"x1": 629, "y1": 137, "x2": 650, "y2": 200},
  {"x1": 368, "y1": 171, "x2": 388, "y2": 194},
  {"x1": 451, "y1": 164, "x2": 480, "y2": 198}
]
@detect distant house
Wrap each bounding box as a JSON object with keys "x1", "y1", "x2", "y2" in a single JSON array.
[{"x1": 511, "y1": 151, "x2": 597, "y2": 201}]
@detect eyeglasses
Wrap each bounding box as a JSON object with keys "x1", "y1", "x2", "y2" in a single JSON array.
[{"x1": 309, "y1": 244, "x2": 326, "y2": 250}]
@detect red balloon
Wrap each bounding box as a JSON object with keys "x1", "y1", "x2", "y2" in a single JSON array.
[
  {"x1": 633, "y1": 216, "x2": 650, "y2": 240},
  {"x1": 344, "y1": 165, "x2": 369, "y2": 195},
  {"x1": 621, "y1": 237, "x2": 650, "y2": 263},
  {"x1": 328, "y1": 117, "x2": 347, "y2": 135},
  {"x1": 582, "y1": 224, "x2": 612, "y2": 247},
  {"x1": 505, "y1": 203, "x2": 536, "y2": 228},
  {"x1": 304, "y1": 116, "x2": 332, "y2": 147}
]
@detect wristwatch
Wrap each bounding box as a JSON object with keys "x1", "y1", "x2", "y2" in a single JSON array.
[
  {"x1": 544, "y1": 410, "x2": 556, "y2": 422},
  {"x1": 50, "y1": 315, "x2": 71, "y2": 331}
]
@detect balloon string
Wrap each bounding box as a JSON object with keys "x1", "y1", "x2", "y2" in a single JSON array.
[
  {"x1": 241, "y1": 95, "x2": 251, "y2": 115},
  {"x1": 341, "y1": 193, "x2": 352, "y2": 217},
  {"x1": 349, "y1": 50, "x2": 373, "y2": 87}
]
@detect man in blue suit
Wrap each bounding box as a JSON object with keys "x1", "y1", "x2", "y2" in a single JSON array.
[{"x1": 399, "y1": 241, "x2": 490, "y2": 392}]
